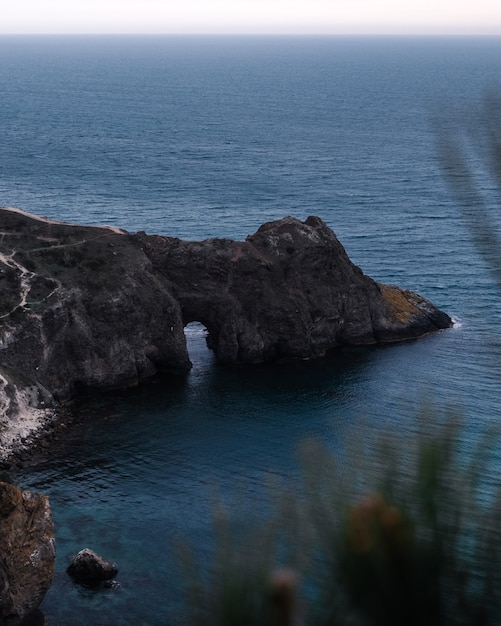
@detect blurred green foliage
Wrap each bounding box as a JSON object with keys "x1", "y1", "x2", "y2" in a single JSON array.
[
  {"x1": 181, "y1": 412, "x2": 501, "y2": 626},
  {"x1": 181, "y1": 94, "x2": 501, "y2": 625},
  {"x1": 438, "y1": 93, "x2": 501, "y2": 293}
]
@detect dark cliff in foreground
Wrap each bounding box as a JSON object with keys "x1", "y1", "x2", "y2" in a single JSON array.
[
  {"x1": 0, "y1": 481, "x2": 55, "y2": 625},
  {"x1": 0, "y1": 208, "x2": 451, "y2": 451}
]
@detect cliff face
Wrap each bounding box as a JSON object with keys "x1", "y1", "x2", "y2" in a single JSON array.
[
  {"x1": 0, "y1": 208, "x2": 190, "y2": 404},
  {"x1": 0, "y1": 481, "x2": 55, "y2": 625},
  {"x1": 142, "y1": 215, "x2": 451, "y2": 364},
  {"x1": 0, "y1": 207, "x2": 451, "y2": 420}
]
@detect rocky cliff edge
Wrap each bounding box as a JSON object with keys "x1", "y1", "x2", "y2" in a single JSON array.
[{"x1": 0, "y1": 208, "x2": 452, "y2": 456}]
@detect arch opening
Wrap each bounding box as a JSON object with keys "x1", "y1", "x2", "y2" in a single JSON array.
[{"x1": 183, "y1": 321, "x2": 214, "y2": 370}]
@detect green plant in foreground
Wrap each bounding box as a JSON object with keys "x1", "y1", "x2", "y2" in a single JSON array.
[
  {"x1": 304, "y1": 414, "x2": 501, "y2": 626},
  {"x1": 182, "y1": 94, "x2": 501, "y2": 625},
  {"x1": 183, "y1": 412, "x2": 501, "y2": 626},
  {"x1": 438, "y1": 93, "x2": 501, "y2": 294},
  {"x1": 180, "y1": 491, "x2": 304, "y2": 626}
]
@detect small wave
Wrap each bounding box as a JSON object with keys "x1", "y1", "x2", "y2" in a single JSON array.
[
  {"x1": 451, "y1": 317, "x2": 463, "y2": 329},
  {"x1": 185, "y1": 329, "x2": 207, "y2": 338},
  {"x1": 184, "y1": 322, "x2": 208, "y2": 337}
]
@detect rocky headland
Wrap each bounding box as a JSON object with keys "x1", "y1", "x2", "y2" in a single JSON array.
[{"x1": 0, "y1": 207, "x2": 452, "y2": 458}]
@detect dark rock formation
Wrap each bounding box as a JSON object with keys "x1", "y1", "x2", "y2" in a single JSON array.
[
  {"x1": 142, "y1": 215, "x2": 451, "y2": 364},
  {"x1": 0, "y1": 207, "x2": 451, "y2": 432},
  {"x1": 0, "y1": 367, "x2": 56, "y2": 460},
  {"x1": 0, "y1": 208, "x2": 189, "y2": 405},
  {"x1": 0, "y1": 481, "x2": 55, "y2": 625},
  {"x1": 66, "y1": 549, "x2": 118, "y2": 588}
]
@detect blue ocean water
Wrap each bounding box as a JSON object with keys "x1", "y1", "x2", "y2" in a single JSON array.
[{"x1": 1, "y1": 35, "x2": 501, "y2": 624}]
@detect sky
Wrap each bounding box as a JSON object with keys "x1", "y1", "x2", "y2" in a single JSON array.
[{"x1": 2, "y1": 0, "x2": 501, "y2": 35}]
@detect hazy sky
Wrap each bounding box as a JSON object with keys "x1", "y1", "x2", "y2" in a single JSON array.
[{"x1": 2, "y1": 0, "x2": 501, "y2": 35}]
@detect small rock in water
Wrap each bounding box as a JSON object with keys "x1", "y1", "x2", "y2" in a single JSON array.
[{"x1": 66, "y1": 548, "x2": 118, "y2": 588}]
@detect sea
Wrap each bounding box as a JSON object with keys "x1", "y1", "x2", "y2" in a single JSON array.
[{"x1": 1, "y1": 35, "x2": 501, "y2": 625}]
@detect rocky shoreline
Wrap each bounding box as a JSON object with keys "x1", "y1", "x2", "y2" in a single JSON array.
[
  {"x1": 0, "y1": 404, "x2": 71, "y2": 473},
  {"x1": 0, "y1": 207, "x2": 452, "y2": 463},
  {"x1": 0, "y1": 480, "x2": 55, "y2": 625},
  {"x1": 0, "y1": 363, "x2": 70, "y2": 467},
  {"x1": 0, "y1": 207, "x2": 453, "y2": 622}
]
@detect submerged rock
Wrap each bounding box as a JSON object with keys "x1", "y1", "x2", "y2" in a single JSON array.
[
  {"x1": 66, "y1": 549, "x2": 118, "y2": 588},
  {"x1": 0, "y1": 207, "x2": 451, "y2": 435},
  {"x1": 0, "y1": 481, "x2": 55, "y2": 625}
]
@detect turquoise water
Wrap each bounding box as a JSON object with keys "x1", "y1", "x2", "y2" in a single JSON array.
[{"x1": 0, "y1": 36, "x2": 500, "y2": 624}]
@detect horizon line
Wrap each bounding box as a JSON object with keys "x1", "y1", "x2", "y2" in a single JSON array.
[{"x1": 1, "y1": 31, "x2": 501, "y2": 37}]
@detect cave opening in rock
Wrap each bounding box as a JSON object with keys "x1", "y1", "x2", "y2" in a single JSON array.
[{"x1": 183, "y1": 321, "x2": 213, "y2": 369}]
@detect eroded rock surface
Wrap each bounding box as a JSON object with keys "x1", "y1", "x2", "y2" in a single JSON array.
[
  {"x1": 0, "y1": 367, "x2": 56, "y2": 459},
  {"x1": 0, "y1": 208, "x2": 189, "y2": 404},
  {"x1": 0, "y1": 207, "x2": 451, "y2": 420},
  {"x1": 143, "y1": 215, "x2": 451, "y2": 364},
  {"x1": 0, "y1": 481, "x2": 55, "y2": 625}
]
